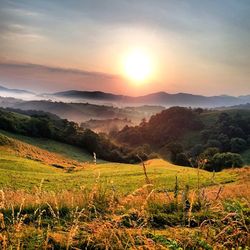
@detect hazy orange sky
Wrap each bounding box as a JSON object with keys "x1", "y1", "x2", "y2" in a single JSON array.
[{"x1": 0, "y1": 0, "x2": 250, "y2": 96}]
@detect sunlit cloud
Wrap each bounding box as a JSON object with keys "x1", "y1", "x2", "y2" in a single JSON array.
[
  {"x1": 2, "y1": 7, "x2": 41, "y2": 17},
  {"x1": 0, "y1": 62, "x2": 127, "y2": 93},
  {"x1": 0, "y1": 23, "x2": 46, "y2": 42}
]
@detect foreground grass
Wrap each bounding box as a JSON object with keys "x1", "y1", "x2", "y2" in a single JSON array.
[{"x1": 0, "y1": 167, "x2": 249, "y2": 249}]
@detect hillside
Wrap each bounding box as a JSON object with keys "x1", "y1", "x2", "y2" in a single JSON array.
[
  {"x1": 0, "y1": 141, "x2": 236, "y2": 192},
  {"x1": 0, "y1": 130, "x2": 93, "y2": 162},
  {"x1": 219, "y1": 103, "x2": 250, "y2": 110},
  {"x1": 0, "y1": 128, "x2": 237, "y2": 193},
  {"x1": 1, "y1": 106, "x2": 250, "y2": 168},
  {"x1": 0, "y1": 132, "x2": 92, "y2": 169},
  {"x1": 0, "y1": 134, "x2": 248, "y2": 248}
]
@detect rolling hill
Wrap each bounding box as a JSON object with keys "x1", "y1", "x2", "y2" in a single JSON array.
[{"x1": 0, "y1": 130, "x2": 235, "y2": 192}]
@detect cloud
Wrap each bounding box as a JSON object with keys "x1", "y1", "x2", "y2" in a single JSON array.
[
  {"x1": 3, "y1": 7, "x2": 41, "y2": 17},
  {"x1": 0, "y1": 62, "x2": 119, "y2": 79},
  {"x1": 0, "y1": 61, "x2": 126, "y2": 93},
  {"x1": 0, "y1": 25, "x2": 45, "y2": 42}
]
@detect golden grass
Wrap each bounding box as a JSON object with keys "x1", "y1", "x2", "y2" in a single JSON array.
[
  {"x1": 0, "y1": 133, "x2": 249, "y2": 248},
  {"x1": 0, "y1": 175, "x2": 249, "y2": 249},
  {"x1": 0, "y1": 135, "x2": 87, "y2": 169}
]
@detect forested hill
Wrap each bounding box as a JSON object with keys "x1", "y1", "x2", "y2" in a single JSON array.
[
  {"x1": 113, "y1": 107, "x2": 250, "y2": 170},
  {"x1": 114, "y1": 107, "x2": 203, "y2": 147}
]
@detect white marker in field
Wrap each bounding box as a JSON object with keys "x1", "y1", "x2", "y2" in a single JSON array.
[{"x1": 93, "y1": 152, "x2": 97, "y2": 164}]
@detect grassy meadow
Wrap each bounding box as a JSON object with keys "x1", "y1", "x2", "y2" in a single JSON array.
[
  {"x1": 0, "y1": 131, "x2": 249, "y2": 249},
  {"x1": 0, "y1": 150, "x2": 236, "y2": 193}
]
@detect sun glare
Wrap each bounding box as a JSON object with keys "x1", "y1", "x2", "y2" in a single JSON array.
[{"x1": 123, "y1": 49, "x2": 153, "y2": 83}]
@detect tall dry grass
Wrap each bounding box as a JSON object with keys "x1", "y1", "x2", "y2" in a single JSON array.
[{"x1": 0, "y1": 166, "x2": 249, "y2": 249}]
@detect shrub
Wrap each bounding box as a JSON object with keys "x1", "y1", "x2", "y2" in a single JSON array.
[
  {"x1": 175, "y1": 153, "x2": 190, "y2": 166},
  {"x1": 0, "y1": 134, "x2": 13, "y2": 146},
  {"x1": 210, "y1": 152, "x2": 244, "y2": 171}
]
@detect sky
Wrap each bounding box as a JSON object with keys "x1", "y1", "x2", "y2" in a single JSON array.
[{"x1": 0, "y1": 0, "x2": 250, "y2": 96}]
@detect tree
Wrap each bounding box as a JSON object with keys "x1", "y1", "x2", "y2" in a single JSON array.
[
  {"x1": 165, "y1": 142, "x2": 184, "y2": 163},
  {"x1": 228, "y1": 126, "x2": 246, "y2": 139},
  {"x1": 205, "y1": 139, "x2": 222, "y2": 149},
  {"x1": 201, "y1": 147, "x2": 220, "y2": 159},
  {"x1": 175, "y1": 153, "x2": 190, "y2": 166},
  {"x1": 230, "y1": 138, "x2": 247, "y2": 153},
  {"x1": 210, "y1": 152, "x2": 244, "y2": 171},
  {"x1": 200, "y1": 147, "x2": 220, "y2": 171},
  {"x1": 218, "y1": 133, "x2": 230, "y2": 151},
  {"x1": 218, "y1": 112, "x2": 232, "y2": 124},
  {"x1": 200, "y1": 129, "x2": 211, "y2": 142},
  {"x1": 190, "y1": 144, "x2": 204, "y2": 157},
  {"x1": 194, "y1": 108, "x2": 203, "y2": 114}
]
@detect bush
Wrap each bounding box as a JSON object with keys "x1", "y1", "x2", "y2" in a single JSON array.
[
  {"x1": 0, "y1": 134, "x2": 13, "y2": 146},
  {"x1": 210, "y1": 152, "x2": 244, "y2": 171},
  {"x1": 175, "y1": 153, "x2": 190, "y2": 166}
]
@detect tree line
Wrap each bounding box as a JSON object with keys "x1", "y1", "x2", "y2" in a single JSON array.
[{"x1": 0, "y1": 108, "x2": 145, "y2": 163}]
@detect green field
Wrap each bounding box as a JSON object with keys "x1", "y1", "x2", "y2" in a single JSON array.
[
  {"x1": 0, "y1": 148, "x2": 236, "y2": 193},
  {"x1": 0, "y1": 130, "x2": 238, "y2": 193}
]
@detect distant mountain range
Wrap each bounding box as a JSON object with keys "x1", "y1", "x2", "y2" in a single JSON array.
[
  {"x1": 52, "y1": 90, "x2": 250, "y2": 107},
  {"x1": 1, "y1": 84, "x2": 250, "y2": 108},
  {"x1": 0, "y1": 85, "x2": 33, "y2": 94}
]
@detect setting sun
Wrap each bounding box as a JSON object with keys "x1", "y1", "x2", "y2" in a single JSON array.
[{"x1": 123, "y1": 49, "x2": 153, "y2": 83}]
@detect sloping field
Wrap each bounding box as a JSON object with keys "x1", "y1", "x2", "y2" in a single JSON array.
[
  {"x1": 0, "y1": 130, "x2": 94, "y2": 162},
  {"x1": 0, "y1": 149, "x2": 236, "y2": 193},
  {"x1": 0, "y1": 133, "x2": 89, "y2": 169}
]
